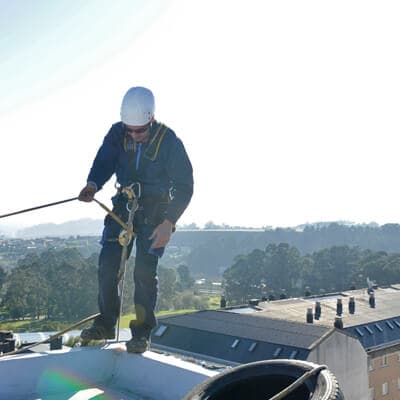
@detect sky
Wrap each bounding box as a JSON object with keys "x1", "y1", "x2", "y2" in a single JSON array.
[{"x1": 0, "y1": 0, "x2": 400, "y2": 230}]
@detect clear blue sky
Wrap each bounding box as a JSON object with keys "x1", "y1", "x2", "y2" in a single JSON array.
[{"x1": 1, "y1": 1, "x2": 400, "y2": 230}]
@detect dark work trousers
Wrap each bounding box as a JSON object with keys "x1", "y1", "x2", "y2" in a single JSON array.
[{"x1": 96, "y1": 203, "x2": 160, "y2": 339}]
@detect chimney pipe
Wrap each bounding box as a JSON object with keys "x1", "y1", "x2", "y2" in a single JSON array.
[
  {"x1": 349, "y1": 297, "x2": 355, "y2": 314},
  {"x1": 334, "y1": 316, "x2": 344, "y2": 329},
  {"x1": 306, "y1": 308, "x2": 313, "y2": 323},
  {"x1": 369, "y1": 293, "x2": 375, "y2": 308},
  {"x1": 315, "y1": 301, "x2": 321, "y2": 320},
  {"x1": 336, "y1": 298, "x2": 343, "y2": 316}
]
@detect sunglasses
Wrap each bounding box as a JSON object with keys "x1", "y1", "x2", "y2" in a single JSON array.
[{"x1": 125, "y1": 122, "x2": 152, "y2": 134}]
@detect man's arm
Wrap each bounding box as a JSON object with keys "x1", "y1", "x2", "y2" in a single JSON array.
[
  {"x1": 78, "y1": 125, "x2": 121, "y2": 202},
  {"x1": 150, "y1": 135, "x2": 193, "y2": 248}
]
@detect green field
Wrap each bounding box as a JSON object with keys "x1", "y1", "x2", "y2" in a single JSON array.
[{"x1": 0, "y1": 297, "x2": 220, "y2": 333}]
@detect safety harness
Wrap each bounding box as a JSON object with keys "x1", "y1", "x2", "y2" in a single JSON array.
[{"x1": 123, "y1": 121, "x2": 169, "y2": 161}]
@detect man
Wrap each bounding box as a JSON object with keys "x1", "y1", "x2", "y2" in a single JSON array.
[{"x1": 78, "y1": 86, "x2": 193, "y2": 353}]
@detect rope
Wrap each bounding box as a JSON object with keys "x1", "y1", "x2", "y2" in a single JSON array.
[
  {"x1": 268, "y1": 365, "x2": 327, "y2": 400},
  {"x1": 93, "y1": 198, "x2": 135, "y2": 237},
  {"x1": 116, "y1": 195, "x2": 138, "y2": 343},
  {"x1": 0, "y1": 197, "x2": 78, "y2": 219}
]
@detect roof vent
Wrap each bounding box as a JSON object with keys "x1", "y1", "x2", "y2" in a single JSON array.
[
  {"x1": 334, "y1": 317, "x2": 344, "y2": 329},
  {"x1": 336, "y1": 299, "x2": 343, "y2": 316},
  {"x1": 249, "y1": 299, "x2": 259, "y2": 307},
  {"x1": 306, "y1": 308, "x2": 313, "y2": 323},
  {"x1": 50, "y1": 336, "x2": 63, "y2": 350},
  {"x1": 220, "y1": 296, "x2": 226, "y2": 308},
  {"x1": 0, "y1": 330, "x2": 15, "y2": 354},
  {"x1": 268, "y1": 293, "x2": 276, "y2": 301},
  {"x1": 348, "y1": 297, "x2": 355, "y2": 314}
]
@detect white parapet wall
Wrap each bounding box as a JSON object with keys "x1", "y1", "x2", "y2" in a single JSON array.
[{"x1": 0, "y1": 344, "x2": 219, "y2": 400}]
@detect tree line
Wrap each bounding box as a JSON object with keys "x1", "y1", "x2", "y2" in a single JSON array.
[
  {"x1": 168, "y1": 222, "x2": 400, "y2": 278},
  {"x1": 0, "y1": 248, "x2": 203, "y2": 323},
  {"x1": 223, "y1": 243, "x2": 400, "y2": 304}
]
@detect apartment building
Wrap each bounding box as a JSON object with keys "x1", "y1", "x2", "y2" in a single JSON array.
[{"x1": 152, "y1": 284, "x2": 400, "y2": 400}]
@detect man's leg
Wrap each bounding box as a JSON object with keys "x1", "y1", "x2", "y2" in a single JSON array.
[
  {"x1": 127, "y1": 225, "x2": 159, "y2": 352},
  {"x1": 81, "y1": 209, "x2": 131, "y2": 341}
]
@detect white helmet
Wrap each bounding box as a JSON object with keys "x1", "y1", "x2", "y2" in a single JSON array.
[{"x1": 120, "y1": 86, "x2": 155, "y2": 126}]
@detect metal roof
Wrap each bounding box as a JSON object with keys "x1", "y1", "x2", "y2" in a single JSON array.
[
  {"x1": 157, "y1": 309, "x2": 331, "y2": 349},
  {"x1": 155, "y1": 285, "x2": 400, "y2": 354},
  {"x1": 152, "y1": 324, "x2": 310, "y2": 364},
  {"x1": 253, "y1": 286, "x2": 400, "y2": 328}
]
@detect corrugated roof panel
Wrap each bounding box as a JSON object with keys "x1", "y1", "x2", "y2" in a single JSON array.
[
  {"x1": 159, "y1": 310, "x2": 330, "y2": 349},
  {"x1": 152, "y1": 325, "x2": 310, "y2": 364}
]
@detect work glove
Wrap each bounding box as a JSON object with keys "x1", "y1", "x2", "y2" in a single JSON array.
[{"x1": 78, "y1": 183, "x2": 97, "y2": 202}]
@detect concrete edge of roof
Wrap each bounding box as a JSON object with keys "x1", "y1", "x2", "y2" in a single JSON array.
[{"x1": 152, "y1": 343, "x2": 237, "y2": 368}]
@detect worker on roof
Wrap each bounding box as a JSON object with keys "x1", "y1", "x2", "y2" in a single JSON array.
[{"x1": 78, "y1": 86, "x2": 193, "y2": 353}]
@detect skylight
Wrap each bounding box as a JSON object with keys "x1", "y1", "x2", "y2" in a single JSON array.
[
  {"x1": 365, "y1": 326, "x2": 374, "y2": 335},
  {"x1": 273, "y1": 347, "x2": 282, "y2": 358},
  {"x1": 231, "y1": 339, "x2": 240, "y2": 349},
  {"x1": 248, "y1": 342, "x2": 257, "y2": 352},
  {"x1": 289, "y1": 350, "x2": 298, "y2": 359},
  {"x1": 386, "y1": 321, "x2": 394, "y2": 330},
  {"x1": 154, "y1": 325, "x2": 168, "y2": 337},
  {"x1": 355, "y1": 328, "x2": 364, "y2": 337}
]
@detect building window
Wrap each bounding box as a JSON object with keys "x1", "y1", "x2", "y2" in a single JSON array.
[
  {"x1": 382, "y1": 382, "x2": 389, "y2": 396},
  {"x1": 368, "y1": 357, "x2": 374, "y2": 371},
  {"x1": 368, "y1": 387, "x2": 374, "y2": 400},
  {"x1": 382, "y1": 354, "x2": 388, "y2": 367}
]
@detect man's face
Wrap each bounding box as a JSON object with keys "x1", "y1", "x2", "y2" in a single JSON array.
[{"x1": 125, "y1": 121, "x2": 152, "y2": 143}]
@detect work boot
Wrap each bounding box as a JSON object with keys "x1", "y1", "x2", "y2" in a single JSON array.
[
  {"x1": 126, "y1": 336, "x2": 150, "y2": 354},
  {"x1": 81, "y1": 324, "x2": 115, "y2": 341}
]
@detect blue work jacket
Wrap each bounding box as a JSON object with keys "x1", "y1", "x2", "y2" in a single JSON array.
[{"x1": 87, "y1": 121, "x2": 193, "y2": 224}]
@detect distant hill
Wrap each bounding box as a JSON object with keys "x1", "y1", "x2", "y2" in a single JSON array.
[
  {"x1": 11, "y1": 219, "x2": 400, "y2": 279},
  {"x1": 16, "y1": 218, "x2": 103, "y2": 238}
]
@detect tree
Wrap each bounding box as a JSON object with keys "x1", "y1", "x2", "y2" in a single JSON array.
[
  {"x1": 223, "y1": 249, "x2": 267, "y2": 304},
  {"x1": 176, "y1": 264, "x2": 194, "y2": 291},
  {"x1": 0, "y1": 264, "x2": 5, "y2": 291},
  {"x1": 157, "y1": 266, "x2": 177, "y2": 310},
  {"x1": 263, "y1": 243, "x2": 303, "y2": 294}
]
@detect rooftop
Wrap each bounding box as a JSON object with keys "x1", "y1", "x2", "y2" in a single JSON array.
[
  {"x1": 254, "y1": 285, "x2": 400, "y2": 328},
  {"x1": 0, "y1": 344, "x2": 218, "y2": 400}
]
